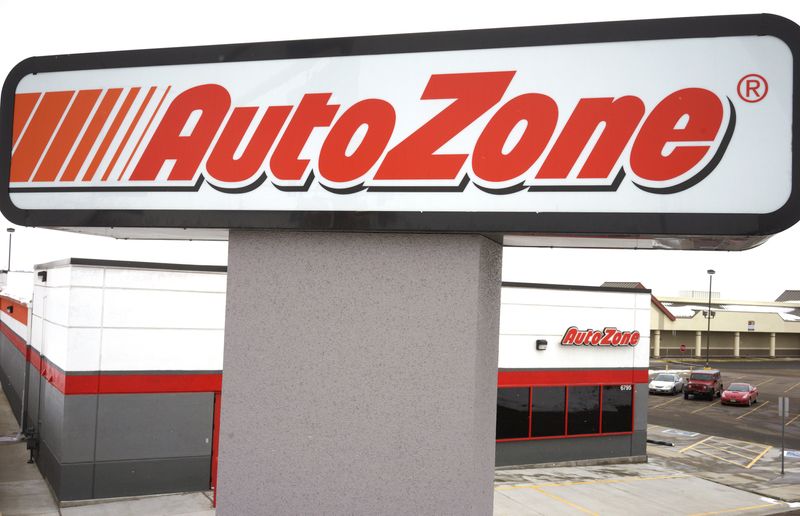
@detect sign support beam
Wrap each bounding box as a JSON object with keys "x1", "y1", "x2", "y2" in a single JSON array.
[{"x1": 216, "y1": 231, "x2": 502, "y2": 514}]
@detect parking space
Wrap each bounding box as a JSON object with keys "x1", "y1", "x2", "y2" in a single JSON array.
[
  {"x1": 647, "y1": 361, "x2": 800, "y2": 449},
  {"x1": 679, "y1": 435, "x2": 772, "y2": 469}
]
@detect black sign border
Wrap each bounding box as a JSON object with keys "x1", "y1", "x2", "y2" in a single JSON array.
[{"x1": 1, "y1": 13, "x2": 799, "y2": 240}]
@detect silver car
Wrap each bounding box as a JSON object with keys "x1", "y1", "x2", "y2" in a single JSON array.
[{"x1": 649, "y1": 373, "x2": 685, "y2": 395}]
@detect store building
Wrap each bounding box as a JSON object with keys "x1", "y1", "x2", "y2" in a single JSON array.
[
  {"x1": 495, "y1": 282, "x2": 651, "y2": 467},
  {"x1": 2, "y1": 261, "x2": 654, "y2": 500},
  {"x1": 651, "y1": 292, "x2": 800, "y2": 358},
  {"x1": 0, "y1": 258, "x2": 226, "y2": 501}
]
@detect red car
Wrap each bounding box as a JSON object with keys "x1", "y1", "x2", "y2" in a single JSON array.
[{"x1": 721, "y1": 383, "x2": 759, "y2": 406}]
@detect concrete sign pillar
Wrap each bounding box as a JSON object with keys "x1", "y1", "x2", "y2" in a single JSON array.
[
  {"x1": 695, "y1": 331, "x2": 703, "y2": 357},
  {"x1": 770, "y1": 333, "x2": 777, "y2": 358},
  {"x1": 217, "y1": 231, "x2": 502, "y2": 515},
  {"x1": 733, "y1": 332, "x2": 740, "y2": 358}
]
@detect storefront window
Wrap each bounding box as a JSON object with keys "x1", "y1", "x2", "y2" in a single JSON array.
[
  {"x1": 531, "y1": 386, "x2": 566, "y2": 437},
  {"x1": 602, "y1": 385, "x2": 633, "y2": 433},
  {"x1": 496, "y1": 387, "x2": 530, "y2": 439},
  {"x1": 567, "y1": 386, "x2": 600, "y2": 435}
]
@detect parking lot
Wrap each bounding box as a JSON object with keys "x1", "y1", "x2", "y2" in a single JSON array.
[{"x1": 648, "y1": 360, "x2": 800, "y2": 450}]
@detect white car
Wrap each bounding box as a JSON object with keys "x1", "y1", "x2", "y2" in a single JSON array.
[{"x1": 649, "y1": 373, "x2": 685, "y2": 395}]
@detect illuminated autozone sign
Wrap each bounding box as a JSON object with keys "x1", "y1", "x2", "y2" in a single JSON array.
[
  {"x1": 561, "y1": 327, "x2": 641, "y2": 347},
  {"x1": 1, "y1": 14, "x2": 799, "y2": 246},
  {"x1": 8, "y1": 79, "x2": 733, "y2": 194}
]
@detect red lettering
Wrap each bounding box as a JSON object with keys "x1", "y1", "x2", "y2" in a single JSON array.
[
  {"x1": 611, "y1": 330, "x2": 622, "y2": 345},
  {"x1": 600, "y1": 328, "x2": 614, "y2": 345},
  {"x1": 270, "y1": 93, "x2": 339, "y2": 183},
  {"x1": 206, "y1": 106, "x2": 291, "y2": 185},
  {"x1": 536, "y1": 97, "x2": 644, "y2": 179},
  {"x1": 472, "y1": 94, "x2": 558, "y2": 184},
  {"x1": 630, "y1": 332, "x2": 640, "y2": 346},
  {"x1": 629, "y1": 88, "x2": 723, "y2": 182},
  {"x1": 562, "y1": 326, "x2": 578, "y2": 344},
  {"x1": 318, "y1": 99, "x2": 395, "y2": 185},
  {"x1": 131, "y1": 84, "x2": 230, "y2": 181},
  {"x1": 621, "y1": 333, "x2": 631, "y2": 345},
  {"x1": 591, "y1": 331, "x2": 602, "y2": 345},
  {"x1": 374, "y1": 71, "x2": 515, "y2": 182}
]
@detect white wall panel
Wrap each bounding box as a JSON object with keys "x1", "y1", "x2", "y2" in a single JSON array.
[
  {"x1": 103, "y1": 268, "x2": 226, "y2": 292},
  {"x1": 65, "y1": 328, "x2": 102, "y2": 372},
  {"x1": 1, "y1": 312, "x2": 28, "y2": 340},
  {"x1": 33, "y1": 287, "x2": 71, "y2": 326},
  {"x1": 499, "y1": 288, "x2": 650, "y2": 370},
  {"x1": 36, "y1": 266, "x2": 72, "y2": 288},
  {"x1": 99, "y1": 328, "x2": 224, "y2": 371},
  {"x1": 501, "y1": 288, "x2": 639, "y2": 310},
  {"x1": 30, "y1": 316, "x2": 43, "y2": 352},
  {"x1": 67, "y1": 288, "x2": 104, "y2": 327},
  {"x1": 69, "y1": 267, "x2": 105, "y2": 288},
  {"x1": 501, "y1": 304, "x2": 642, "y2": 336},
  {"x1": 102, "y1": 289, "x2": 225, "y2": 329},
  {"x1": 39, "y1": 320, "x2": 69, "y2": 371}
]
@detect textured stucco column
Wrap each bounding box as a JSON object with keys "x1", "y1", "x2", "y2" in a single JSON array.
[
  {"x1": 733, "y1": 332, "x2": 740, "y2": 358},
  {"x1": 770, "y1": 332, "x2": 776, "y2": 358},
  {"x1": 695, "y1": 331, "x2": 703, "y2": 357},
  {"x1": 653, "y1": 330, "x2": 661, "y2": 358},
  {"x1": 217, "y1": 231, "x2": 502, "y2": 515}
]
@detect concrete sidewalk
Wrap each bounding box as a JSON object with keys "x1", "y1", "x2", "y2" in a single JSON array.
[{"x1": 495, "y1": 461, "x2": 796, "y2": 515}]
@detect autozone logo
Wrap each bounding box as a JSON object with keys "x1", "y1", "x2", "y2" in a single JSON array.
[
  {"x1": 10, "y1": 71, "x2": 734, "y2": 194},
  {"x1": 561, "y1": 327, "x2": 641, "y2": 347}
]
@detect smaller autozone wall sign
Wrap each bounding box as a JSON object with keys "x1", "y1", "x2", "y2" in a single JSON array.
[
  {"x1": 561, "y1": 327, "x2": 641, "y2": 347},
  {"x1": 1, "y1": 14, "x2": 800, "y2": 245}
]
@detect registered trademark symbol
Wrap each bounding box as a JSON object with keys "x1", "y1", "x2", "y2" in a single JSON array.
[{"x1": 737, "y1": 74, "x2": 768, "y2": 103}]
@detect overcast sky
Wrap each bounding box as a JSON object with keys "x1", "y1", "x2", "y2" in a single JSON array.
[{"x1": 0, "y1": 0, "x2": 798, "y2": 301}]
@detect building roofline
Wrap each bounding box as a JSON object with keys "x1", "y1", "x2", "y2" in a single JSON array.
[
  {"x1": 34, "y1": 258, "x2": 227, "y2": 274},
  {"x1": 502, "y1": 281, "x2": 651, "y2": 294},
  {"x1": 651, "y1": 295, "x2": 676, "y2": 321}
]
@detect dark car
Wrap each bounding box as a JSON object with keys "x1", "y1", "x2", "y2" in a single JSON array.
[
  {"x1": 684, "y1": 369, "x2": 723, "y2": 400},
  {"x1": 721, "y1": 383, "x2": 759, "y2": 406}
]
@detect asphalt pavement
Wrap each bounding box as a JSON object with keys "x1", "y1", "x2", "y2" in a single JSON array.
[{"x1": 648, "y1": 359, "x2": 800, "y2": 449}]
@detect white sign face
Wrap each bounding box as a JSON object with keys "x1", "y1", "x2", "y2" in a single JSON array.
[{"x1": 2, "y1": 14, "x2": 799, "y2": 247}]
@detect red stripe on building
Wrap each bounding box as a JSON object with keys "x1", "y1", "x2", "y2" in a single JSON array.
[
  {"x1": 0, "y1": 319, "x2": 26, "y2": 357},
  {"x1": 83, "y1": 87, "x2": 140, "y2": 182},
  {"x1": 29, "y1": 347, "x2": 41, "y2": 372},
  {"x1": 101, "y1": 86, "x2": 156, "y2": 181},
  {"x1": 0, "y1": 296, "x2": 28, "y2": 328},
  {"x1": 498, "y1": 368, "x2": 648, "y2": 387},
  {"x1": 33, "y1": 90, "x2": 102, "y2": 182},
  {"x1": 12, "y1": 93, "x2": 42, "y2": 148},
  {"x1": 10, "y1": 91, "x2": 73, "y2": 182},
  {"x1": 34, "y1": 359, "x2": 222, "y2": 395},
  {"x1": 61, "y1": 89, "x2": 122, "y2": 182}
]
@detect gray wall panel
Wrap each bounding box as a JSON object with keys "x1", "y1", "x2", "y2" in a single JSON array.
[
  {"x1": 95, "y1": 392, "x2": 213, "y2": 461},
  {"x1": 634, "y1": 383, "x2": 648, "y2": 431},
  {"x1": 496, "y1": 434, "x2": 636, "y2": 467},
  {"x1": 40, "y1": 380, "x2": 64, "y2": 463},
  {"x1": 631, "y1": 429, "x2": 647, "y2": 456},
  {"x1": 61, "y1": 395, "x2": 97, "y2": 463},
  {"x1": 0, "y1": 336, "x2": 24, "y2": 420},
  {"x1": 26, "y1": 363, "x2": 40, "y2": 430},
  {"x1": 93, "y1": 456, "x2": 211, "y2": 498},
  {"x1": 218, "y1": 232, "x2": 502, "y2": 516}
]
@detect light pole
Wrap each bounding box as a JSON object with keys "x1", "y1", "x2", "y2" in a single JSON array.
[
  {"x1": 6, "y1": 228, "x2": 14, "y2": 272},
  {"x1": 705, "y1": 269, "x2": 715, "y2": 368}
]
